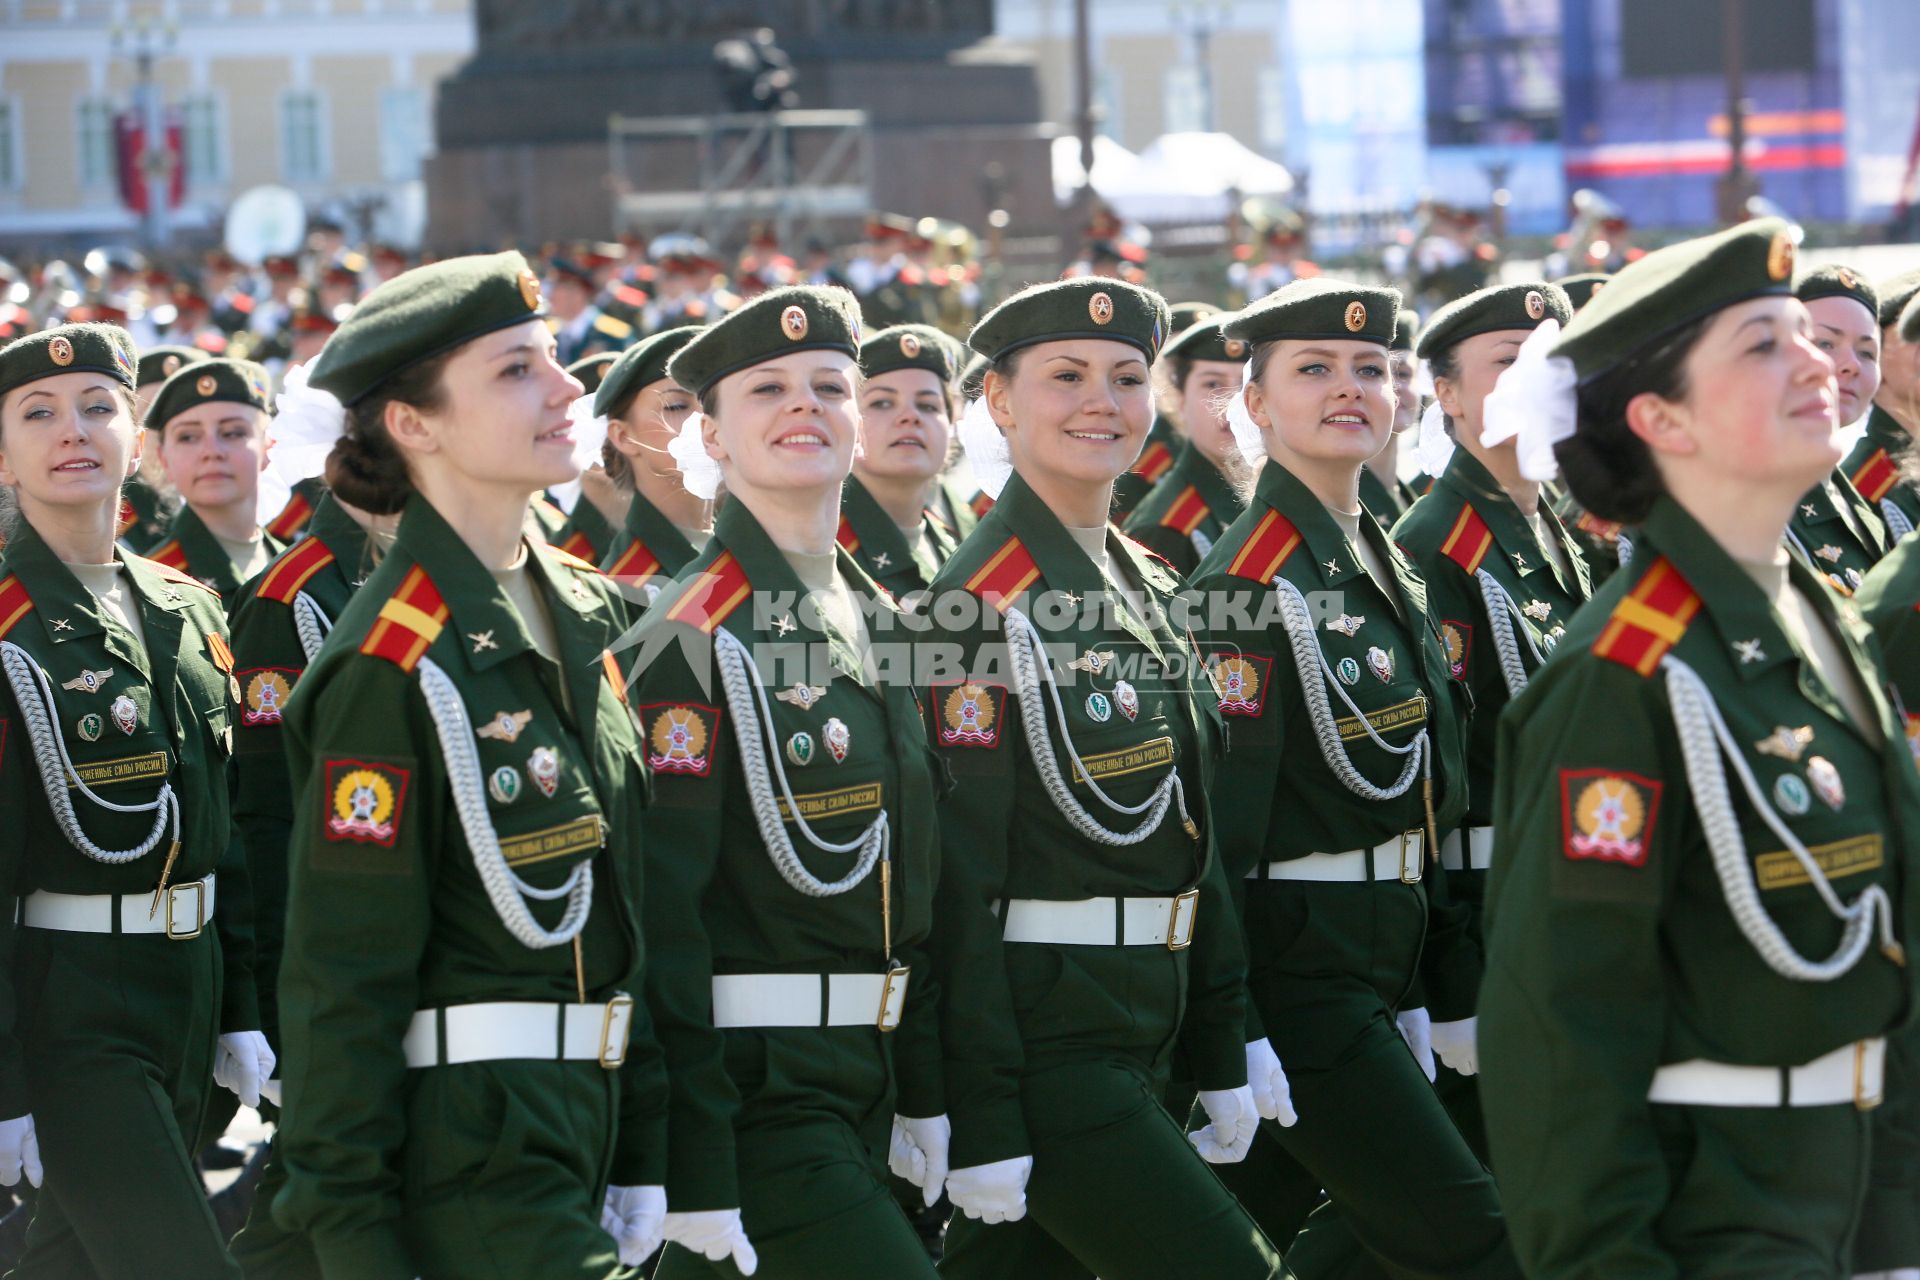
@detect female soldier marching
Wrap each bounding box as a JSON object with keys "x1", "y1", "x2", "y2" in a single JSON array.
[{"x1": 592, "y1": 325, "x2": 709, "y2": 612}]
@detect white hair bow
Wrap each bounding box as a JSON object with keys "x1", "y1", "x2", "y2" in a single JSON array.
[
  {"x1": 257, "y1": 362, "x2": 347, "y2": 524},
  {"x1": 1481, "y1": 319, "x2": 1578, "y2": 482},
  {"x1": 1224, "y1": 360, "x2": 1266, "y2": 467},
  {"x1": 956, "y1": 396, "x2": 1013, "y2": 500},
  {"x1": 668, "y1": 413, "x2": 724, "y2": 501}
]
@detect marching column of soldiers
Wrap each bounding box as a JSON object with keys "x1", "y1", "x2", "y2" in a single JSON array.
[{"x1": 0, "y1": 201, "x2": 1918, "y2": 1280}]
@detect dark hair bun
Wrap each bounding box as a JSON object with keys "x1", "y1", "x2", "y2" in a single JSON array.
[{"x1": 325, "y1": 426, "x2": 411, "y2": 515}]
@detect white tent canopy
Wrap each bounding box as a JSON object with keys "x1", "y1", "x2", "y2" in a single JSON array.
[{"x1": 1057, "y1": 130, "x2": 1295, "y2": 225}]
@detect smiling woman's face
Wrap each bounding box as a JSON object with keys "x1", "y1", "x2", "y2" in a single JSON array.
[
  {"x1": 1244, "y1": 338, "x2": 1394, "y2": 468},
  {"x1": 989, "y1": 338, "x2": 1154, "y2": 491},
  {"x1": 706, "y1": 351, "x2": 861, "y2": 499},
  {"x1": 0, "y1": 373, "x2": 141, "y2": 520},
  {"x1": 855, "y1": 366, "x2": 951, "y2": 487}
]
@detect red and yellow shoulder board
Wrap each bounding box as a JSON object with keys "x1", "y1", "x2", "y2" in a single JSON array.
[
  {"x1": 0, "y1": 575, "x2": 35, "y2": 640},
  {"x1": 835, "y1": 515, "x2": 861, "y2": 555},
  {"x1": 604, "y1": 539, "x2": 662, "y2": 582},
  {"x1": 663, "y1": 551, "x2": 752, "y2": 634},
  {"x1": 1593, "y1": 556, "x2": 1701, "y2": 677},
  {"x1": 532, "y1": 496, "x2": 567, "y2": 524},
  {"x1": 962, "y1": 537, "x2": 1041, "y2": 612},
  {"x1": 256, "y1": 536, "x2": 338, "y2": 604},
  {"x1": 1440, "y1": 504, "x2": 1494, "y2": 575},
  {"x1": 1131, "y1": 439, "x2": 1174, "y2": 484},
  {"x1": 148, "y1": 539, "x2": 189, "y2": 572},
  {"x1": 1158, "y1": 485, "x2": 1209, "y2": 537},
  {"x1": 359, "y1": 565, "x2": 449, "y2": 673},
  {"x1": 555, "y1": 530, "x2": 596, "y2": 561},
  {"x1": 968, "y1": 491, "x2": 994, "y2": 519},
  {"x1": 141, "y1": 557, "x2": 219, "y2": 596},
  {"x1": 1851, "y1": 448, "x2": 1899, "y2": 505},
  {"x1": 544, "y1": 543, "x2": 601, "y2": 574},
  {"x1": 265, "y1": 490, "x2": 315, "y2": 541},
  {"x1": 1574, "y1": 511, "x2": 1625, "y2": 541},
  {"x1": 1224, "y1": 510, "x2": 1302, "y2": 584}
]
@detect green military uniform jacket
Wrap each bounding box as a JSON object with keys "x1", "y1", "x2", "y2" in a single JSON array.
[
  {"x1": 836, "y1": 475, "x2": 957, "y2": 599},
  {"x1": 0, "y1": 519, "x2": 260, "y2": 1114},
  {"x1": 273, "y1": 495, "x2": 665, "y2": 1278},
  {"x1": 1110, "y1": 414, "x2": 1179, "y2": 526},
  {"x1": 934, "y1": 473, "x2": 989, "y2": 544},
  {"x1": 1787, "y1": 469, "x2": 1888, "y2": 597},
  {"x1": 117, "y1": 474, "x2": 171, "y2": 550},
  {"x1": 1479, "y1": 495, "x2": 1920, "y2": 1278},
  {"x1": 146, "y1": 502, "x2": 287, "y2": 605},
  {"x1": 921, "y1": 471, "x2": 1247, "y2": 1168},
  {"x1": 1358, "y1": 463, "x2": 1418, "y2": 524},
  {"x1": 553, "y1": 494, "x2": 618, "y2": 564},
  {"x1": 226, "y1": 494, "x2": 373, "y2": 1054},
  {"x1": 628, "y1": 498, "x2": 942, "y2": 1210},
  {"x1": 598, "y1": 491, "x2": 704, "y2": 624},
  {"x1": 1549, "y1": 484, "x2": 1629, "y2": 588},
  {"x1": 1189, "y1": 459, "x2": 1472, "y2": 1028},
  {"x1": 1861, "y1": 532, "x2": 1920, "y2": 757},
  {"x1": 1846, "y1": 407, "x2": 1920, "y2": 542},
  {"x1": 265, "y1": 476, "x2": 328, "y2": 544},
  {"x1": 1122, "y1": 441, "x2": 1249, "y2": 580}
]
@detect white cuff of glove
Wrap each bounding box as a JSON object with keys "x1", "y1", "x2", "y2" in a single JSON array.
[
  {"x1": 0, "y1": 1114, "x2": 41, "y2": 1188},
  {"x1": 662, "y1": 1208, "x2": 757, "y2": 1275},
  {"x1": 601, "y1": 1185, "x2": 666, "y2": 1267},
  {"x1": 1429, "y1": 1016, "x2": 1480, "y2": 1077},
  {"x1": 945, "y1": 1155, "x2": 1032, "y2": 1224},
  {"x1": 1395, "y1": 1007, "x2": 1436, "y2": 1083},
  {"x1": 1245, "y1": 1038, "x2": 1298, "y2": 1127},
  {"x1": 214, "y1": 1031, "x2": 277, "y2": 1108},
  {"x1": 887, "y1": 1113, "x2": 951, "y2": 1207},
  {"x1": 1189, "y1": 1084, "x2": 1258, "y2": 1164}
]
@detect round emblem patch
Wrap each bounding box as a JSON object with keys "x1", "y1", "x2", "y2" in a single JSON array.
[
  {"x1": 243, "y1": 669, "x2": 292, "y2": 725},
  {"x1": 48, "y1": 336, "x2": 74, "y2": 367},
  {"x1": 1224, "y1": 337, "x2": 1247, "y2": 359},
  {"x1": 1089, "y1": 291, "x2": 1115, "y2": 325},
  {"x1": 786, "y1": 732, "x2": 815, "y2": 767},
  {"x1": 196, "y1": 373, "x2": 218, "y2": 396},
  {"x1": 1773, "y1": 773, "x2": 1811, "y2": 816},
  {"x1": 1212, "y1": 656, "x2": 1260, "y2": 709},
  {"x1": 1085, "y1": 691, "x2": 1113, "y2": 722},
  {"x1": 781, "y1": 305, "x2": 810, "y2": 340},
  {"x1": 1766, "y1": 231, "x2": 1795, "y2": 283},
  {"x1": 1838, "y1": 268, "x2": 1858, "y2": 290},
  {"x1": 899, "y1": 332, "x2": 921, "y2": 358},
  {"x1": 489, "y1": 766, "x2": 522, "y2": 805},
  {"x1": 1572, "y1": 776, "x2": 1647, "y2": 860},
  {"x1": 330, "y1": 768, "x2": 398, "y2": 841},
  {"x1": 1441, "y1": 623, "x2": 1467, "y2": 677},
  {"x1": 517, "y1": 269, "x2": 542, "y2": 310},
  {"x1": 1524, "y1": 290, "x2": 1546, "y2": 321},
  {"x1": 77, "y1": 713, "x2": 103, "y2": 743},
  {"x1": 162, "y1": 354, "x2": 181, "y2": 377},
  {"x1": 1344, "y1": 301, "x2": 1368, "y2": 332},
  {"x1": 1337, "y1": 656, "x2": 1362, "y2": 686},
  {"x1": 942, "y1": 683, "x2": 998, "y2": 744}
]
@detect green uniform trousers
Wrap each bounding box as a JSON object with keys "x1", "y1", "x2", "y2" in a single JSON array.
[
  {"x1": 9, "y1": 930, "x2": 237, "y2": 1280},
  {"x1": 938, "y1": 1057, "x2": 1284, "y2": 1280},
  {"x1": 1853, "y1": 1029, "x2": 1920, "y2": 1271},
  {"x1": 229, "y1": 1146, "x2": 317, "y2": 1280}
]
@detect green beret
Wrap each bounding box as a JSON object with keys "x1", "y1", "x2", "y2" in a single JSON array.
[
  {"x1": 1225, "y1": 278, "x2": 1400, "y2": 348},
  {"x1": 1553, "y1": 273, "x2": 1611, "y2": 312},
  {"x1": 861, "y1": 324, "x2": 957, "y2": 383},
  {"x1": 148, "y1": 357, "x2": 274, "y2": 431},
  {"x1": 1875, "y1": 267, "x2": 1920, "y2": 328},
  {"x1": 138, "y1": 344, "x2": 208, "y2": 388},
  {"x1": 1553, "y1": 218, "x2": 1799, "y2": 384},
  {"x1": 1901, "y1": 292, "x2": 1920, "y2": 345},
  {"x1": 592, "y1": 325, "x2": 701, "y2": 418},
  {"x1": 1416, "y1": 281, "x2": 1572, "y2": 362},
  {"x1": 1389, "y1": 311, "x2": 1417, "y2": 352},
  {"x1": 968, "y1": 276, "x2": 1170, "y2": 364},
  {"x1": 0, "y1": 324, "x2": 136, "y2": 401},
  {"x1": 1161, "y1": 315, "x2": 1250, "y2": 366},
  {"x1": 307, "y1": 251, "x2": 547, "y2": 406},
  {"x1": 1168, "y1": 301, "x2": 1221, "y2": 336},
  {"x1": 566, "y1": 352, "x2": 620, "y2": 395},
  {"x1": 667, "y1": 285, "x2": 863, "y2": 398},
  {"x1": 1795, "y1": 263, "x2": 1878, "y2": 320}
]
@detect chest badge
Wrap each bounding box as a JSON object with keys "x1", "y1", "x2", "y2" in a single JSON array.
[
  {"x1": 1114, "y1": 680, "x2": 1140, "y2": 721},
  {"x1": 477, "y1": 709, "x2": 533, "y2": 744},
  {"x1": 1336, "y1": 656, "x2": 1362, "y2": 686},
  {"x1": 786, "y1": 732, "x2": 816, "y2": 766},
  {"x1": 61, "y1": 669, "x2": 112, "y2": 694},
  {"x1": 527, "y1": 746, "x2": 561, "y2": 798},
  {"x1": 823, "y1": 717, "x2": 851, "y2": 762},
  {"x1": 1772, "y1": 773, "x2": 1811, "y2": 816},
  {"x1": 1366, "y1": 645, "x2": 1395, "y2": 683},
  {"x1": 776, "y1": 683, "x2": 827, "y2": 710},
  {"x1": 1069, "y1": 649, "x2": 1116, "y2": 676},
  {"x1": 1814, "y1": 544, "x2": 1843, "y2": 564},
  {"x1": 1806, "y1": 756, "x2": 1845, "y2": 810},
  {"x1": 1327, "y1": 614, "x2": 1364, "y2": 637},
  {"x1": 1085, "y1": 691, "x2": 1113, "y2": 722},
  {"x1": 1755, "y1": 725, "x2": 1813, "y2": 763},
  {"x1": 1522, "y1": 600, "x2": 1552, "y2": 623},
  {"x1": 76, "y1": 713, "x2": 103, "y2": 742},
  {"x1": 110, "y1": 694, "x2": 138, "y2": 735},
  {"x1": 489, "y1": 766, "x2": 522, "y2": 805}
]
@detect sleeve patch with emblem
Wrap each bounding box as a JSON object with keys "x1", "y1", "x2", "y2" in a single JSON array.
[
  {"x1": 1440, "y1": 620, "x2": 1472, "y2": 681},
  {"x1": 322, "y1": 759, "x2": 410, "y2": 846},
  {"x1": 1206, "y1": 651, "x2": 1273, "y2": 717},
  {"x1": 1559, "y1": 768, "x2": 1662, "y2": 868},
  {"x1": 238, "y1": 667, "x2": 299, "y2": 725},
  {"x1": 931, "y1": 681, "x2": 1006, "y2": 748},
  {"x1": 637, "y1": 702, "x2": 721, "y2": 777}
]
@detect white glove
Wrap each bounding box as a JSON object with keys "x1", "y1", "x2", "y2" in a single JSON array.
[
  {"x1": 945, "y1": 1156, "x2": 1032, "y2": 1224},
  {"x1": 214, "y1": 1031, "x2": 277, "y2": 1108},
  {"x1": 600, "y1": 1185, "x2": 666, "y2": 1267},
  {"x1": 1430, "y1": 1016, "x2": 1480, "y2": 1077},
  {"x1": 1245, "y1": 1038, "x2": 1299, "y2": 1127},
  {"x1": 1395, "y1": 1007, "x2": 1436, "y2": 1083},
  {"x1": 0, "y1": 1114, "x2": 42, "y2": 1188},
  {"x1": 1188, "y1": 1084, "x2": 1258, "y2": 1164},
  {"x1": 662, "y1": 1208, "x2": 757, "y2": 1275},
  {"x1": 887, "y1": 1114, "x2": 951, "y2": 1208}
]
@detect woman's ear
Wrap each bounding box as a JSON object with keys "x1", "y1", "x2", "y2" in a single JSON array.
[
  {"x1": 984, "y1": 368, "x2": 1015, "y2": 432},
  {"x1": 700, "y1": 408, "x2": 726, "y2": 465},
  {"x1": 1244, "y1": 374, "x2": 1273, "y2": 431},
  {"x1": 127, "y1": 425, "x2": 146, "y2": 477},
  {"x1": 1432, "y1": 375, "x2": 1464, "y2": 423},
  {"x1": 1623, "y1": 390, "x2": 1696, "y2": 458},
  {"x1": 384, "y1": 398, "x2": 438, "y2": 456}
]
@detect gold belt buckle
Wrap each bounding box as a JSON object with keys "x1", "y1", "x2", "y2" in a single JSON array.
[
  {"x1": 164, "y1": 881, "x2": 206, "y2": 940},
  {"x1": 877, "y1": 967, "x2": 911, "y2": 1033},
  {"x1": 1166, "y1": 889, "x2": 1200, "y2": 951},
  {"x1": 1855, "y1": 1039, "x2": 1883, "y2": 1111},
  {"x1": 1398, "y1": 831, "x2": 1423, "y2": 885},
  {"x1": 598, "y1": 994, "x2": 635, "y2": 1069}
]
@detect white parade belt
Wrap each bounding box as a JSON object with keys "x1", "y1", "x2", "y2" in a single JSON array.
[
  {"x1": 710, "y1": 970, "x2": 910, "y2": 1032},
  {"x1": 1440, "y1": 826, "x2": 1495, "y2": 872},
  {"x1": 999, "y1": 891, "x2": 1199, "y2": 950},
  {"x1": 1648, "y1": 1038, "x2": 1885, "y2": 1110},
  {"x1": 402, "y1": 996, "x2": 635, "y2": 1069},
  {"x1": 19, "y1": 874, "x2": 214, "y2": 940},
  {"x1": 1247, "y1": 832, "x2": 1425, "y2": 885}
]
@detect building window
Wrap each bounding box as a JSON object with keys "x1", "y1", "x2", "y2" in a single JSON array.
[
  {"x1": 1163, "y1": 64, "x2": 1206, "y2": 134},
  {"x1": 378, "y1": 86, "x2": 430, "y2": 183},
  {"x1": 0, "y1": 98, "x2": 20, "y2": 190},
  {"x1": 280, "y1": 90, "x2": 327, "y2": 183},
  {"x1": 181, "y1": 94, "x2": 225, "y2": 187},
  {"x1": 76, "y1": 97, "x2": 116, "y2": 190}
]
